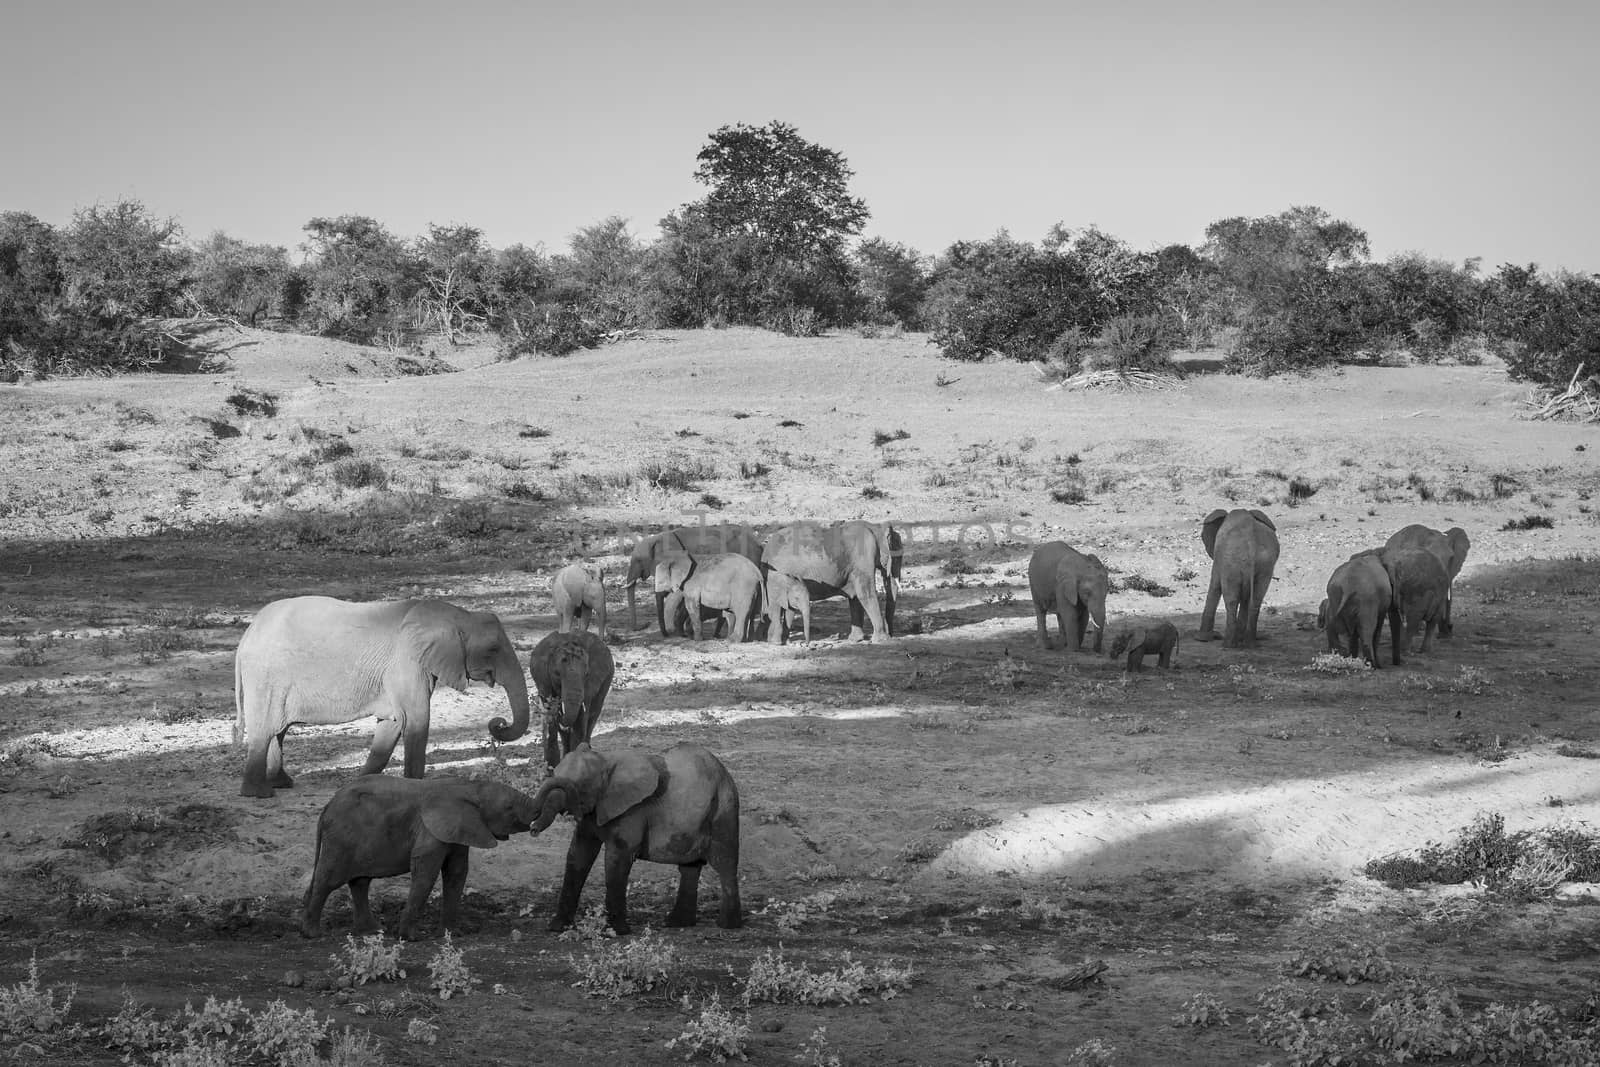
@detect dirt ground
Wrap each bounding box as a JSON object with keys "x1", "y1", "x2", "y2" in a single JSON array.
[{"x1": 2, "y1": 326, "x2": 1599, "y2": 1065}]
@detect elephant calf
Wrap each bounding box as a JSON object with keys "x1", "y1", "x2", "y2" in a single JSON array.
[
  {"x1": 530, "y1": 742, "x2": 741, "y2": 935},
  {"x1": 1107, "y1": 622, "x2": 1180, "y2": 672},
  {"x1": 301, "y1": 776, "x2": 538, "y2": 940},
  {"x1": 656, "y1": 552, "x2": 764, "y2": 642},
  {"x1": 529, "y1": 631, "x2": 615, "y2": 769},
  {"x1": 551, "y1": 563, "x2": 607, "y2": 639}
]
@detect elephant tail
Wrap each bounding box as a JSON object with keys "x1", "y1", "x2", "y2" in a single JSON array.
[
  {"x1": 232, "y1": 659, "x2": 245, "y2": 749},
  {"x1": 875, "y1": 524, "x2": 900, "y2": 592}
]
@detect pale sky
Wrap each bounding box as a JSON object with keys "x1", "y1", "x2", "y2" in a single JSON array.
[{"x1": 3, "y1": 0, "x2": 1595, "y2": 271}]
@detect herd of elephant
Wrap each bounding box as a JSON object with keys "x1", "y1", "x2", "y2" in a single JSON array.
[{"x1": 233, "y1": 512, "x2": 1469, "y2": 939}]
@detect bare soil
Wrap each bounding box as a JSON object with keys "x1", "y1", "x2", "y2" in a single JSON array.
[{"x1": 2, "y1": 326, "x2": 1599, "y2": 1065}]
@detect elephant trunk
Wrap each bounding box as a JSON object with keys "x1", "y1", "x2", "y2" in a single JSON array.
[
  {"x1": 558, "y1": 658, "x2": 586, "y2": 729},
  {"x1": 530, "y1": 779, "x2": 573, "y2": 833},
  {"x1": 627, "y1": 575, "x2": 640, "y2": 631},
  {"x1": 487, "y1": 645, "x2": 531, "y2": 743}
]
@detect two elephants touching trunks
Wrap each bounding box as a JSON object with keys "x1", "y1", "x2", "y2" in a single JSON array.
[
  {"x1": 234, "y1": 597, "x2": 530, "y2": 798},
  {"x1": 300, "y1": 743, "x2": 741, "y2": 940}
]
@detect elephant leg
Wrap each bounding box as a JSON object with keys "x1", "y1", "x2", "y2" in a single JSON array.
[
  {"x1": 266, "y1": 728, "x2": 294, "y2": 789},
  {"x1": 400, "y1": 711, "x2": 430, "y2": 780},
  {"x1": 399, "y1": 850, "x2": 446, "y2": 941},
  {"x1": 882, "y1": 576, "x2": 896, "y2": 636},
  {"x1": 728, "y1": 608, "x2": 747, "y2": 644},
  {"x1": 301, "y1": 873, "x2": 336, "y2": 938},
  {"x1": 1070, "y1": 605, "x2": 1087, "y2": 652},
  {"x1": 846, "y1": 594, "x2": 868, "y2": 642},
  {"x1": 1420, "y1": 618, "x2": 1437, "y2": 653},
  {"x1": 549, "y1": 832, "x2": 603, "y2": 932},
  {"x1": 853, "y1": 574, "x2": 890, "y2": 643},
  {"x1": 362, "y1": 715, "x2": 402, "y2": 776},
  {"x1": 1387, "y1": 606, "x2": 1403, "y2": 666},
  {"x1": 666, "y1": 862, "x2": 702, "y2": 927},
  {"x1": 799, "y1": 597, "x2": 813, "y2": 643},
  {"x1": 438, "y1": 847, "x2": 470, "y2": 934},
  {"x1": 709, "y1": 813, "x2": 742, "y2": 929},
  {"x1": 241, "y1": 726, "x2": 276, "y2": 798},
  {"x1": 1197, "y1": 576, "x2": 1222, "y2": 639},
  {"x1": 348, "y1": 878, "x2": 379, "y2": 935},
  {"x1": 1222, "y1": 592, "x2": 1242, "y2": 649},
  {"x1": 602, "y1": 844, "x2": 638, "y2": 935},
  {"x1": 687, "y1": 598, "x2": 705, "y2": 640},
  {"x1": 1127, "y1": 650, "x2": 1141, "y2": 672},
  {"x1": 1034, "y1": 605, "x2": 1053, "y2": 650}
]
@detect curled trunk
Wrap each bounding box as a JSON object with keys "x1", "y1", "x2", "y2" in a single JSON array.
[
  {"x1": 487, "y1": 644, "x2": 531, "y2": 743},
  {"x1": 530, "y1": 778, "x2": 573, "y2": 832}
]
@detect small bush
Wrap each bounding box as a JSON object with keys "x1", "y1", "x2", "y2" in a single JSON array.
[
  {"x1": 1305, "y1": 652, "x2": 1371, "y2": 674},
  {"x1": 1501, "y1": 514, "x2": 1554, "y2": 531},
  {"x1": 861, "y1": 486, "x2": 887, "y2": 500},
  {"x1": 330, "y1": 459, "x2": 389, "y2": 490},
  {"x1": 739, "y1": 460, "x2": 770, "y2": 478},
  {"x1": 666, "y1": 993, "x2": 750, "y2": 1062},
  {"x1": 1117, "y1": 574, "x2": 1174, "y2": 597},
  {"x1": 427, "y1": 933, "x2": 476, "y2": 1000},
  {"x1": 226, "y1": 389, "x2": 279, "y2": 417},
  {"x1": 699, "y1": 493, "x2": 726, "y2": 509},
  {"x1": 873, "y1": 428, "x2": 910, "y2": 447},
  {"x1": 1288, "y1": 478, "x2": 1317, "y2": 502},
  {"x1": 640, "y1": 458, "x2": 716, "y2": 492},
  {"x1": 1176, "y1": 991, "x2": 1230, "y2": 1028},
  {"x1": 568, "y1": 919, "x2": 675, "y2": 999},
  {"x1": 740, "y1": 948, "x2": 913, "y2": 1006},
  {"x1": 329, "y1": 934, "x2": 406, "y2": 987},
  {"x1": 0, "y1": 952, "x2": 75, "y2": 1036},
  {"x1": 1286, "y1": 944, "x2": 1395, "y2": 985},
  {"x1": 518, "y1": 425, "x2": 551, "y2": 439}
]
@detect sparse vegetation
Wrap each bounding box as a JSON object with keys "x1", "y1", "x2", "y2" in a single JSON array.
[{"x1": 1502, "y1": 513, "x2": 1555, "y2": 530}]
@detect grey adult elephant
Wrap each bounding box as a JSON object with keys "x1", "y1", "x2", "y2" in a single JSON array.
[
  {"x1": 1384, "y1": 524, "x2": 1469, "y2": 633},
  {"x1": 622, "y1": 524, "x2": 763, "y2": 635},
  {"x1": 1196, "y1": 508, "x2": 1280, "y2": 648},
  {"x1": 655, "y1": 552, "x2": 765, "y2": 642},
  {"x1": 300, "y1": 775, "x2": 538, "y2": 940},
  {"x1": 761, "y1": 520, "x2": 900, "y2": 643},
  {"x1": 1027, "y1": 541, "x2": 1110, "y2": 651},
  {"x1": 529, "y1": 631, "x2": 615, "y2": 769},
  {"x1": 234, "y1": 597, "x2": 529, "y2": 798},
  {"x1": 1320, "y1": 551, "x2": 1398, "y2": 668},
  {"x1": 530, "y1": 742, "x2": 741, "y2": 935},
  {"x1": 1380, "y1": 546, "x2": 1451, "y2": 654}
]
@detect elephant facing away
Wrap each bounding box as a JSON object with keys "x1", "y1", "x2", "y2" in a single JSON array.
[
  {"x1": 762, "y1": 521, "x2": 899, "y2": 643},
  {"x1": 1197, "y1": 508, "x2": 1280, "y2": 648},
  {"x1": 1384, "y1": 524, "x2": 1469, "y2": 635},
  {"x1": 1027, "y1": 541, "x2": 1109, "y2": 652},
  {"x1": 1380, "y1": 547, "x2": 1451, "y2": 655},
  {"x1": 622, "y1": 525, "x2": 763, "y2": 635},
  {"x1": 551, "y1": 563, "x2": 607, "y2": 639},
  {"x1": 529, "y1": 631, "x2": 615, "y2": 769},
  {"x1": 763, "y1": 565, "x2": 813, "y2": 644},
  {"x1": 234, "y1": 597, "x2": 530, "y2": 798},
  {"x1": 530, "y1": 742, "x2": 741, "y2": 935},
  {"x1": 1320, "y1": 551, "x2": 1398, "y2": 668},
  {"x1": 301, "y1": 775, "x2": 538, "y2": 940},
  {"x1": 655, "y1": 552, "x2": 765, "y2": 642}
]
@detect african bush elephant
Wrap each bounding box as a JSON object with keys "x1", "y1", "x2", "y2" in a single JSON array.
[
  {"x1": 530, "y1": 742, "x2": 741, "y2": 935},
  {"x1": 529, "y1": 631, "x2": 615, "y2": 769},
  {"x1": 655, "y1": 552, "x2": 765, "y2": 642},
  {"x1": 1027, "y1": 541, "x2": 1109, "y2": 652},
  {"x1": 1196, "y1": 508, "x2": 1280, "y2": 648},
  {"x1": 622, "y1": 524, "x2": 763, "y2": 634},
  {"x1": 234, "y1": 597, "x2": 529, "y2": 798},
  {"x1": 763, "y1": 565, "x2": 813, "y2": 644},
  {"x1": 1107, "y1": 621, "x2": 1180, "y2": 671},
  {"x1": 1320, "y1": 551, "x2": 1398, "y2": 668},
  {"x1": 1380, "y1": 546, "x2": 1451, "y2": 655},
  {"x1": 1384, "y1": 524, "x2": 1469, "y2": 634},
  {"x1": 551, "y1": 563, "x2": 606, "y2": 639},
  {"x1": 762, "y1": 521, "x2": 900, "y2": 643},
  {"x1": 300, "y1": 775, "x2": 537, "y2": 940}
]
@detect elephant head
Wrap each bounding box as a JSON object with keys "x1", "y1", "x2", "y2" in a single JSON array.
[
  {"x1": 421, "y1": 780, "x2": 540, "y2": 847},
  {"x1": 1201, "y1": 508, "x2": 1276, "y2": 559},
  {"x1": 529, "y1": 744, "x2": 662, "y2": 832},
  {"x1": 398, "y1": 603, "x2": 529, "y2": 744},
  {"x1": 623, "y1": 535, "x2": 662, "y2": 631},
  {"x1": 546, "y1": 637, "x2": 596, "y2": 732},
  {"x1": 1107, "y1": 628, "x2": 1143, "y2": 661},
  {"x1": 653, "y1": 552, "x2": 696, "y2": 595},
  {"x1": 1055, "y1": 554, "x2": 1108, "y2": 648}
]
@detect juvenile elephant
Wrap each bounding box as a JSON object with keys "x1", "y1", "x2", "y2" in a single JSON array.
[
  {"x1": 529, "y1": 631, "x2": 615, "y2": 769},
  {"x1": 301, "y1": 775, "x2": 538, "y2": 940},
  {"x1": 763, "y1": 565, "x2": 813, "y2": 644},
  {"x1": 1107, "y1": 622, "x2": 1180, "y2": 671},
  {"x1": 1384, "y1": 524, "x2": 1469, "y2": 634},
  {"x1": 1381, "y1": 546, "x2": 1451, "y2": 655},
  {"x1": 1196, "y1": 508, "x2": 1280, "y2": 648},
  {"x1": 1321, "y1": 551, "x2": 1398, "y2": 668},
  {"x1": 551, "y1": 563, "x2": 607, "y2": 639},
  {"x1": 656, "y1": 551, "x2": 764, "y2": 642},
  {"x1": 623, "y1": 525, "x2": 763, "y2": 634},
  {"x1": 762, "y1": 520, "x2": 900, "y2": 643},
  {"x1": 530, "y1": 742, "x2": 741, "y2": 935},
  {"x1": 1027, "y1": 541, "x2": 1109, "y2": 652},
  {"x1": 234, "y1": 597, "x2": 530, "y2": 798}
]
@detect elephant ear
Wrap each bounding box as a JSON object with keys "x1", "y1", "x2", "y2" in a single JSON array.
[
  {"x1": 421, "y1": 793, "x2": 498, "y2": 849},
  {"x1": 1247, "y1": 509, "x2": 1277, "y2": 531},
  {"x1": 596, "y1": 751, "x2": 663, "y2": 826},
  {"x1": 1127, "y1": 627, "x2": 1147, "y2": 651},
  {"x1": 1200, "y1": 509, "x2": 1228, "y2": 558},
  {"x1": 401, "y1": 603, "x2": 469, "y2": 692}
]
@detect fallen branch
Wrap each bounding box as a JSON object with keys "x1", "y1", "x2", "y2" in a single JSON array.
[
  {"x1": 1047, "y1": 369, "x2": 1182, "y2": 392},
  {"x1": 1523, "y1": 362, "x2": 1600, "y2": 421}
]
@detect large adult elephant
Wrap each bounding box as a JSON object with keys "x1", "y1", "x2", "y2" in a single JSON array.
[
  {"x1": 622, "y1": 524, "x2": 763, "y2": 635},
  {"x1": 1384, "y1": 524, "x2": 1469, "y2": 634},
  {"x1": 1196, "y1": 508, "x2": 1280, "y2": 648},
  {"x1": 234, "y1": 597, "x2": 529, "y2": 798},
  {"x1": 1027, "y1": 541, "x2": 1110, "y2": 652},
  {"x1": 1380, "y1": 546, "x2": 1451, "y2": 654},
  {"x1": 761, "y1": 520, "x2": 900, "y2": 643}
]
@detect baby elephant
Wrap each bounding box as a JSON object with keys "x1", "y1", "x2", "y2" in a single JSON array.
[
  {"x1": 656, "y1": 552, "x2": 764, "y2": 642},
  {"x1": 1107, "y1": 622, "x2": 1180, "y2": 672},
  {"x1": 301, "y1": 776, "x2": 538, "y2": 940},
  {"x1": 551, "y1": 563, "x2": 607, "y2": 639},
  {"x1": 530, "y1": 742, "x2": 741, "y2": 935}
]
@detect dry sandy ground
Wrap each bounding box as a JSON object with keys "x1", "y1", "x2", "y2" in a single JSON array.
[{"x1": 1, "y1": 326, "x2": 1599, "y2": 1065}]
